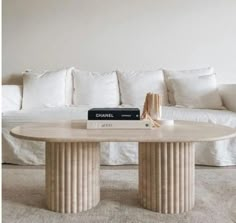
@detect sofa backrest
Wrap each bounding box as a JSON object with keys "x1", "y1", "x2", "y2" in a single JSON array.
[
  {"x1": 2, "y1": 83, "x2": 236, "y2": 113},
  {"x1": 2, "y1": 68, "x2": 236, "y2": 113}
]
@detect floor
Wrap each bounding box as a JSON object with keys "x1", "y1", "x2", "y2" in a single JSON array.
[{"x1": 2, "y1": 164, "x2": 236, "y2": 223}]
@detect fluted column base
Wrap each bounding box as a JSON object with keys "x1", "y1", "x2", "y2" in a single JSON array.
[
  {"x1": 139, "y1": 142, "x2": 195, "y2": 214},
  {"x1": 46, "y1": 142, "x2": 100, "y2": 213}
]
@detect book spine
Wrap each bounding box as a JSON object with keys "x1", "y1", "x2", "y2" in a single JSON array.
[
  {"x1": 88, "y1": 111, "x2": 140, "y2": 120},
  {"x1": 87, "y1": 120, "x2": 151, "y2": 129}
]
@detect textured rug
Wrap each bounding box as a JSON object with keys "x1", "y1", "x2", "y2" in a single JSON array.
[{"x1": 2, "y1": 167, "x2": 236, "y2": 223}]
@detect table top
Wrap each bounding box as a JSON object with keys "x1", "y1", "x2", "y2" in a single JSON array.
[{"x1": 10, "y1": 120, "x2": 236, "y2": 143}]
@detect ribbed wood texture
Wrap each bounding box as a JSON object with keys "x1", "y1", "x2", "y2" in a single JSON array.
[
  {"x1": 139, "y1": 142, "x2": 195, "y2": 214},
  {"x1": 46, "y1": 142, "x2": 100, "y2": 213}
]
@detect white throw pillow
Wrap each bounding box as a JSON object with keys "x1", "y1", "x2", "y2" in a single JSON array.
[
  {"x1": 170, "y1": 74, "x2": 223, "y2": 109},
  {"x1": 219, "y1": 84, "x2": 236, "y2": 112},
  {"x1": 117, "y1": 70, "x2": 168, "y2": 106},
  {"x1": 73, "y1": 69, "x2": 120, "y2": 107},
  {"x1": 163, "y1": 67, "x2": 214, "y2": 105},
  {"x1": 2, "y1": 85, "x2": 22, "y2": 112},
  {"x1": 22, "y1": 69, "x2": 68, "y2": 110}
]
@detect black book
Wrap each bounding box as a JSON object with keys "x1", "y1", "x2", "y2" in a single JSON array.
[{"x1": 88, "y1": 108, "x2": 140, "y2": 120}]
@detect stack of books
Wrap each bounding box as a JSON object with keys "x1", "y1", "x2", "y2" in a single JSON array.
[{"x1": 87, "y1": 108, "x2": 151, "y2": 129}]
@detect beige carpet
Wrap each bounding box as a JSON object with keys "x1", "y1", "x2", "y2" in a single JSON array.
[{"x1": 2, "y1": 166, "x2": 236, "y2": 223}]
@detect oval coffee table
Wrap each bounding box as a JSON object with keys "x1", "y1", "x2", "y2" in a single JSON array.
[{"x1": 10, "y1": 120, "x2": 236, "y2": 214}]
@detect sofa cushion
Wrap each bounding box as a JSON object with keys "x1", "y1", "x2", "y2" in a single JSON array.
[
  {"x1": 161, "y1": 106, "x2": 236, "y2": 125},
  {"x1": 163, "y1": 67, "x2": 214, "y2": 105},
  {"x1": 2, "y1": 85, "x2": 22, "y2": 112},
  {"x1": 117, "y1": 70, "x2": 168, "y2": 106},
  {"x1": 72, "y1": 69, "x2": 120, "y2": 107},
  {"x1": 2, "y1": 106, "x2": 88, "y2": 128},
  {"x1": 219, "y1": 84, "x2": 236, "y2": 112},
  {"x1": 22, "y1": 69, "x2": 69, "y2": 110},
  {"x1": 170, "y1": 74, "x2": 223, "y2": 109}
]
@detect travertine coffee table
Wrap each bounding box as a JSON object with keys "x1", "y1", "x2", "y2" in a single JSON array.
[{"x1": 10, "y1": 121, "x2": 236, "y2": 214}]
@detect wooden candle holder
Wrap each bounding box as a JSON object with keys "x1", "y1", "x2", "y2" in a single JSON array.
[{"x1": 141, "y1": 93, "x2": 161, "y2": 128}]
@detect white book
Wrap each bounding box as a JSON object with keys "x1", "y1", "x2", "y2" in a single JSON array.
[{"x1": 87, "y1": 120, "x2": 152, "y2": 129}]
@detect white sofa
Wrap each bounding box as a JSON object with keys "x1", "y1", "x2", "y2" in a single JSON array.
[{"x1": 2, "y1": 70, "x2": 236, "y2": 166}]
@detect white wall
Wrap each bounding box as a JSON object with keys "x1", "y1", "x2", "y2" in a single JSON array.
[{"x1": 3, "y1": 0, "x2": 236, "y2": 84}]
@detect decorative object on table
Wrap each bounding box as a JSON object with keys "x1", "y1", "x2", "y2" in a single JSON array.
[
  {"x1": 141, "y1": 93, "x2": 162, "y2": 128},
  {"x1": 87, "y1": 120, "x2": 151, "y2": 129},
  {"x1": 88, "y1": 108, "x2": 140, "y2": 120},
  {"x1": 87, "y1": 107, "x2": 151, "y2": 129}
]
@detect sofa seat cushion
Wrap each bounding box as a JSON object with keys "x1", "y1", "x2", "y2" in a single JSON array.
[
  {"x1": 3, "y1": 105, "x2": 236, "y2": 132},
  {"x1": 2, "y1": 106, "x2": 89, "y2": 128},
  {"x1": 161, "y1": 106, "x2": 236, "y2": 127}
]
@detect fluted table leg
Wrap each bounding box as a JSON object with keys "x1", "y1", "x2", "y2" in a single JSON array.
[
  {"x1": 45, "y1": 142, "x2": 100, "y2": 213},
  {"x1": 139, "y1": 142, "x2": 195, "y2": 214}
]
